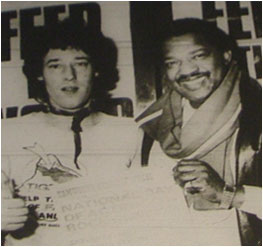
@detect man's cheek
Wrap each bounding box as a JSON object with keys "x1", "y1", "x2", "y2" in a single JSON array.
[
  {"x1": 166, "y1": 79, "x2": 177, "y2": 90},
  {"x1": 165, "y1": 70, "x2": 176, "y2": 82}
]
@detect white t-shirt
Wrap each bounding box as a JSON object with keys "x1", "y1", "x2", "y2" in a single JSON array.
[{"x1": 2, "y1": 111, "x2": 139, "y2": 245}]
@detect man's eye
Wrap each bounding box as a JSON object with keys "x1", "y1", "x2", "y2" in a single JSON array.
[
  {"x1": 164, "y1": 60, "x2": 179, "y2": 68},
  {"x1": 48, "y1": 64, "x2": 61, "y2": 69},
  {"x1": 193, "y1": 52, "x2": 209, "y2": 60},
  {"x1": 75, "y1": 62, "x2": 89, "y2": 67}
]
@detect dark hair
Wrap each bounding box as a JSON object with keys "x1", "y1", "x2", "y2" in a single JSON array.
[
  {"x1": 156, "y1": 18, "x2": 240, "y2": 64},
  {"x1": 23, "y1": 18, "x2": 118, "y2": 106}
]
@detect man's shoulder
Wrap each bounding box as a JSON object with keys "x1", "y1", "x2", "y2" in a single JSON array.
[
  {"x1": 83, "y1": 111, "x2": 138, "y2": 128},
  {"x1": 2, "y1": 112, "x2": 47, "y2": 128},
  {"x1": 135, "y1": 93, "x2": 170, "y2": 125}
]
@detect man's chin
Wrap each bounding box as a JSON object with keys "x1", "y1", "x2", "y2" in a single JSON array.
[
  {"x1": 51, "y1": 103, "x2": 85, "y2": 113},
  {"x1": 184, "y1": 93, "x2": 210, "y2": 108}
]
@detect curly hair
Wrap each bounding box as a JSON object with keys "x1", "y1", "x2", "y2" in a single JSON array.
[
  {"x1": 23, "y1": 18, "x2": 118, "y2": 107},
  {"x1": 155, "y1": 18, "x2": 240, "y2": 65}
]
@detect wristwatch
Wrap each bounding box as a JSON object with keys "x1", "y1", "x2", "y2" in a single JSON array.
[{"x1": 220, "y1": 184, "x2": 236, "y2": 209}]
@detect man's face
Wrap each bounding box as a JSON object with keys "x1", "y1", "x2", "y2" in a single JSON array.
[
  {"x1": 163, "y1": 33, "x2": 229, "y2": 106},
  {"x1": 42, "y1": 48, "x2": 94, "y2": 112}
]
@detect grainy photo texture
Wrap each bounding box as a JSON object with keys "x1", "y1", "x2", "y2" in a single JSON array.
[{"x1": 1, "y1": 1, "x2": 262, "y2": 246}]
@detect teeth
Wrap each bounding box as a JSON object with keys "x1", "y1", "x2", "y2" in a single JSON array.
[
  {"x1": 182, "y1": 75, "x2": 204, "y2": 82},
  {"x1": 189, "y1": 74, "x2": 203, "y2": 80},
  {"x1": 62, "y1": 87, "x2": 78, "y2": 92},
  {"x1": 181, "y1": 77, "x2": 206, "y2": 90}
]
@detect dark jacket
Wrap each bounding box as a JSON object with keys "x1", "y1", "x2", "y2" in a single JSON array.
[{"x1": 236, "y1": 76, "x2": 261, "y2": 245}]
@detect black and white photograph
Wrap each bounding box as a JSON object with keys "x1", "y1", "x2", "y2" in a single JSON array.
[{"x1": 1, "y1": 1, "x2": 262, "y2": 245}]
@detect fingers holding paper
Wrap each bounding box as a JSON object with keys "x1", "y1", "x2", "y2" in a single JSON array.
[
  {"x1": 173, "y1": 159, "x2": 226, "y2": 210},
  {"x1": 2, "y1": 197, "x2": 29, "y2": 231}
]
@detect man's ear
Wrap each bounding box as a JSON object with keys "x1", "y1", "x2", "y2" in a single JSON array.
[{"x1": 223, "y1": 50, "x2": 232, "y2": 65}]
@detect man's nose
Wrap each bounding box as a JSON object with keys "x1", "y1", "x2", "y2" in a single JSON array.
[
  {"x1": 177, "y1": 59, "x2": 198, "y2": 76},
  {"x1": 64, "y1": 65, "x2": 76, "y2": 81}
]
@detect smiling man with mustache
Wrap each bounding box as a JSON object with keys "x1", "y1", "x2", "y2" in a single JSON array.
[
  {"x1": 162, "y1": 31, "x2": 231, "y2": 108},
  {"x1": 136, "y1": 18, "x2": 261, "y2": 245}
]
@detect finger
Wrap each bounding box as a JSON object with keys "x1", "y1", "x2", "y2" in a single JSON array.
[
  {"x1": 177, "y1": 171, "x2": 208, "y2": 189},
  {"x1": 4, "y1": 198, "x2": 26, "y2": 209},
  {"x1": 173, "y1": 165, "x2": 194, "y2": 173},
  {"x1": 185, "y1": 186, "x2": 204, "y2": 194},
  {"x1": 172, "y1": 165, "x2": 182, "y2": 174},
  {"x1": 173, "y1": 172, "x2": 187, "y2": 187},
  {"x1": 184, "y1": 181, "x2": 205, "y2": 194},
  {"x1": 177, "y1": 171, "x2": 208, "y2": 183},
  {"x1": 174, "y1": 168, "x2": 208, "y2": 179},
  {"x1": 173, "y1": 170, "x2": 198, "y2": 181},
  {"x1": 176, "y1": 165, "x2": 198, "y2": 172},
  {"x1": 177, "y1": 172, "x2": 198, "y2": 181},
  {"x1": 3, "y1": 207, "x2": 28, "y2": 217},
  {"x1": 5, "y1": 215, "x2": 28, "y2": 223},
  {"x1": 173, "y1": 178, "x2": 186, "y2": 188},
  {"x1": 173, "y1": 163, "x2": 204, "y2": 173},
  {"x1": 172, "y1": 165, "x2": 181, "y2": 177},
  {"x1": 174, "y1": 173, "x2": 197, "y2": 188},
  {"x1": 190, "y1": 178, "x2": 207, "y2": 189},
  {"x1": 176, "y1": 164, "x2": 208, "y2": 173},
  {"x1": 3, "y1": 223, "x2": 25, "y2": 232}
]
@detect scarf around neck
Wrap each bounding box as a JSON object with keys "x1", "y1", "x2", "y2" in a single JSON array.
[
  {"x1": 40, "y1": 103, "x2": 94, "y2": 170},
  {"x1": 136, "y1": 61, "x2": 241, "y2": 159}
]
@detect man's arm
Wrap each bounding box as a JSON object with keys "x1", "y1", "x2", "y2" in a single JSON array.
[{"x1": 173, "y1": 159, "x2": 261, "y2": 216}]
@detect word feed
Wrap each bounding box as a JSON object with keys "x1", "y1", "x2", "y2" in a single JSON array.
[
  {"x1": 202, "y1": 1, "x2": 261, "y2": 80},
  {"x1": 2, "y1": 2, "x2": 101, "y2": 61}
]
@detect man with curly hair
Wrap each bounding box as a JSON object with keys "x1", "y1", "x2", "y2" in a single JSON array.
[{"x1": 2, "y1": 18, "x2": 138, "y2": 245}]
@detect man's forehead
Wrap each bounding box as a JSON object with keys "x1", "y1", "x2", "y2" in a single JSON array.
[
  {"x1": 44, "y1": 48, "x2": 89, "y2": 60},
  {"x1": 164, "y1": 33, "x2": 209, "y2": 49}
]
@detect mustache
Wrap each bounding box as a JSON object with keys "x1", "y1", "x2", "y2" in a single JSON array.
[{"x1": 177, "y1": 71, "x2": 210, "y2": 83}]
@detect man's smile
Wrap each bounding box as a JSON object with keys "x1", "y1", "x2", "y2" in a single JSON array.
[{"x1": 177, "y1": 75, "x2": 208, "y2": 91}]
